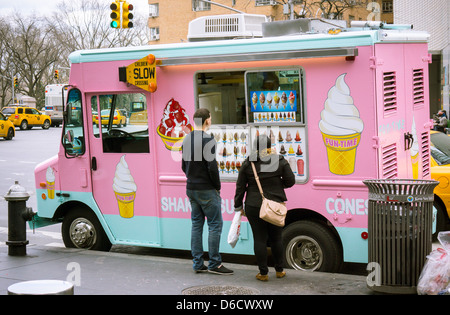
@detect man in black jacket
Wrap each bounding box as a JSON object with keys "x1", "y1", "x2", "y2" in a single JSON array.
[{"x1": 182, "y1": 108, "x2": 233, "y2": 275}]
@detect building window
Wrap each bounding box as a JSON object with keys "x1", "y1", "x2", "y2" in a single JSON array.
[
  {"x1": 192, "y1": 0, "x2": 211, "y2": 11},
  {"x1": 382, "y1": 0, "x2": 393, "y2": 13},
  {"x1": 255, "y1": 0, "x2": 276, "y2": 6},
  {"x1": 149, "y1": 3, "x2": 159, "y2": 17},
  {"x1": 150, "y1": 27, "x2": 160, "y2": 41}
]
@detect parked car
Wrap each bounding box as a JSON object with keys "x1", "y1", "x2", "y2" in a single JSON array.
[
  {"x1": 429, "y1": 130, "x2": 450, "y2": 235},
  {"x1": 1, "y1": 106, "x2": 51, "y2": 130},
  {"x1": 93, "y1": 109, "x2": 127, "y2": 127},
  {"x1": 0, "y1": 112, "x2": 15, "y2": 140}
]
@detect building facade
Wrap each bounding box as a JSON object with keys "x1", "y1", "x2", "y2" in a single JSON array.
[
  {"x1": 394, "y1": 0, "x2": 450, "y2": 114},
  {"x1": 147, "y1": 0, "x2": 393, "y2": 44}
]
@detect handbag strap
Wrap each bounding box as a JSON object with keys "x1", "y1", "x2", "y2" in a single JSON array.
[{"x1": 251, "y1": 162, "x2": 265, "y2": 199}]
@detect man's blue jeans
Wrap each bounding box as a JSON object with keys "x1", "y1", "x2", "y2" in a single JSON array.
[{"x1": 187, "y1": 189, "x2": 223, "y2": 271}]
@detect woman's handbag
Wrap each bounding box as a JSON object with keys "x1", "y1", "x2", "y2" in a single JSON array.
[{"x1": 251, "y1": 162, "x2": 287, "y2": 227}]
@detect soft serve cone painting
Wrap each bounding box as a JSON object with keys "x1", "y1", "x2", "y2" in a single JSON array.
[
  {"x1": 113, "y1": 155, "x2": 137, "y2": 218},
  {"x1": 319, "y1": 74, "x2": 364, "y2": 175}
]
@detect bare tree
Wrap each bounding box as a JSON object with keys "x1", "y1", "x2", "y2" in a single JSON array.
[
  {"x1": 46, "y1": 0, "x2": 149, "y2": 65},
  {"x1": 309, "y1": 0, "x2": 369, "y2": 19},
  {"x1": 0, "y1": 0, "x2": 150, "y2": 108},
  {"x1": 0, "y1": 17, "x2": 14, "y2": 107},
  {"x1": 0, "y1": 13, "x2": 61, "y2": 107}
]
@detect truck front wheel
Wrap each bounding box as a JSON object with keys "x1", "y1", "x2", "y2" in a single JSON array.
[
  {"x1": 282, "y1": 220, "x2": 343, "y2": 273},
  {"x1": 62, "y1": 207, "x2": 112, "y2": 251}
]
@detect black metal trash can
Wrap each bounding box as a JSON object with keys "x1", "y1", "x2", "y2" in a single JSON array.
[{"x1": 363, "y1": 179, "x2": 439, "y2": 294}]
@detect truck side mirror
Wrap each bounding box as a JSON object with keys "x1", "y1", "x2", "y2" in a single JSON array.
[{"x1": 64, "y1": 130, "x2": 74, "y2": 143}]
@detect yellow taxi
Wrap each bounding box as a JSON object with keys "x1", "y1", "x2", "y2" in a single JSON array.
[
  {"x1": 0, "y1": 112, "x2": 15, "y2": 140},
  {"x1": 429, "y1": 130, "x2": 450, "y2": 234},
  {"x1": 1, "y1": 106, "x2": 51, "y2": 130},
  {"x1": 93, "y1": 109, "x2": 127, "y2": 127}
]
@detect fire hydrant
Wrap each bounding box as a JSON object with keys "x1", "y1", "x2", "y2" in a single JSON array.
[{"x1": 4, "y1": 181, "x2": 35, "y2": 256}]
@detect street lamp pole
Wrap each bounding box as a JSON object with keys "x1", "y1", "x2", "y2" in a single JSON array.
[
  {"x1": 11, "y1": 73, "x2": 15, "y2": 105},
  {"x1": 197, "y1": 0, "x2": 245, "y2": 14},
  {"x1": 289, "y1": 0, "x2": 295, "y2": 20}
]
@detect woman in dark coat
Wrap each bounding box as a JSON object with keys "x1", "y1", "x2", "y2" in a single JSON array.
[{"x1": 234, "y1": 135, "x2": 295, "y2": 281}]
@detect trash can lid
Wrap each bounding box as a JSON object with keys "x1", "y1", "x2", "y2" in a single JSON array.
[
  {"x1": 363, "y1": 179, "x2": 439, "y2": 203},
  {"x1": 8, "y1": 280, "x2": 74, "y2": 295}
]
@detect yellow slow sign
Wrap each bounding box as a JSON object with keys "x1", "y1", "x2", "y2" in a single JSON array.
[{"x1": 126, "y1": 54, "x2": 157, "y2": 92}]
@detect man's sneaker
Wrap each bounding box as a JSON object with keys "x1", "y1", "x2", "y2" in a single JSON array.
[
  {"x1": 208, "y1": 264, "x2": 234, "y2": 275},
  {"x1": 194, "y1": 265, "x2": 208, "y2": 273}
]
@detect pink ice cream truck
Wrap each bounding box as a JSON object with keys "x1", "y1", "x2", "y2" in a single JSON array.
[{"x1": 33, "y1": 18, "x2": 431, "y2": 272}]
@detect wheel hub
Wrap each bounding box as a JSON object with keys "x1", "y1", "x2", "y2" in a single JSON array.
[
  {"x1": 287, "y1": 236, "x2": 323, "y2": 271},
  {"x1": 70, "y1": 219, "x2": 96, "y2": 248}
]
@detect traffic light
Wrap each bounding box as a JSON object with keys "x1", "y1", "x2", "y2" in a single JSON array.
[
  {"x1": 110, "y1": 1, "x2": 121, "y2": 28},
  {"x1": 14, "y1": 77, "x2": 18, "y2": 87},
  {"x1": 54, "y1": 70, "x2": 59, "y2": 79},
  {"x1": 122, "y1": 1, "x2": 134, "y2": 28}
]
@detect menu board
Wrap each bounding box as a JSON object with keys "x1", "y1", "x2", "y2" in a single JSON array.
[
  {"x1": 209, "y1": 127, "x2": 249, "y2": 180},
  {"x1": 209, "y1": 125, "x2": 307, "y2": 182},
  {"x1": 250, "y1": 90, "x2": 297, "y2": 123},
  {"x1": 250, "y1": 126, "x2": 307, "y2": 181}
]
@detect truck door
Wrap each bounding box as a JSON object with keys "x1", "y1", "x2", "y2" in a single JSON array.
[
  {"x1": 375, "y1": 44, "x2": 407, "y2": 178},
  {"x1": 375, "y1": 43, "x2": 431, "y2": 179},
  {"x1": 88, "y1": 92, "x2": 160, "y2": 246}
]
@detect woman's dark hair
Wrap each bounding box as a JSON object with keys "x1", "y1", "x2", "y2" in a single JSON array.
[
  {"x1": 193, "y1": 108, "x2": 211, "y2": 126},
  {"x1": 254, "y1": 135, "x2": 271, "y2": 152}
]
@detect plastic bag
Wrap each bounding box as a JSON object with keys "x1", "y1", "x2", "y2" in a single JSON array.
[
  {"x1": 227, "y1": 211, "x2": 242, "y2": 248},
  {"x1": 417, "y1": 231, "x2": 450, "y2": 295}
]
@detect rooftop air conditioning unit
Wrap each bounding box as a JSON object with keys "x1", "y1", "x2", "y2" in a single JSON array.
[{"x1": 188, "y1": 14, "x2": 267, "y2": 42}]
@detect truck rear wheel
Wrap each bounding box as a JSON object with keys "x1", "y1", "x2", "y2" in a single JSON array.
[
  {"x1": 62, "y1": 207, "x2": 112, "y2": 251},
  {"x1": 282, "y1": 220, "x2": 343, "y2": 273}
]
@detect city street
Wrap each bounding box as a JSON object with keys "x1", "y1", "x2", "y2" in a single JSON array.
[{"x1": 0, "y1": 127, "x2": 62, "y2": 248}]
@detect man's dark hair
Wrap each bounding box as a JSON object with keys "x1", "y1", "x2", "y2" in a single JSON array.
[{"x1": 193, "y1": 108, "x2": 211, "y2": 126}]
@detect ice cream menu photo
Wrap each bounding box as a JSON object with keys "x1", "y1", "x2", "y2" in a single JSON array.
[{"x1": 251, "y1": 90, "x2": 297, "y2": 123}]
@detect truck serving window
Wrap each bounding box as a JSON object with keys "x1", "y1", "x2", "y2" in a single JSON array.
[
  {"x1": 196, "y1": 71, "x2": 246, "y2": 125},
  {"x1": 92, "y1": 93, "x2": 149, "y2": 154},
  {"x1": 246, "y1": 69, "x2": 304, "y2": 124}
]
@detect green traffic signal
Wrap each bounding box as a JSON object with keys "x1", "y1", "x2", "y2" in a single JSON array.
[{"x1": 110, "y1": 1, "x2": 121, "y2": 28}]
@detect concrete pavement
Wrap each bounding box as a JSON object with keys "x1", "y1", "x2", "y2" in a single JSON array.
[{"x1": 0, "y1": 244, "x2": 373, "y2": 295}]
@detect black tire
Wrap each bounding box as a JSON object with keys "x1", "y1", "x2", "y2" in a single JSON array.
[
  {"x1": 20, "y1": 120, "x2": 28, "y2": 130},
  {"x1": 42, "y1": 119, "x2": 50, "y2": 129},
  {"x1": 62, "y1": 207, "x2": 112, "y2": 251},
  {"x1": 282, "y1": 220, "x2": 343, "y2": 273},
  {"x1": 433, "y1": 200, "x2": 449, "y2": 240},
  {"x1": 5, "y1": 128, "x2": 14, "y2": 140}
]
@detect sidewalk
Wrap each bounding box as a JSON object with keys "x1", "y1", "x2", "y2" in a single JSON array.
[{"x1": 0, "y1": 245, "x2": 373, "y2": 295}]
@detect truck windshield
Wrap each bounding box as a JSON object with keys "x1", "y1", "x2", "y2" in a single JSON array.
[{"x1": 430, "y1": 132, "x2": 450, "y2": 165}]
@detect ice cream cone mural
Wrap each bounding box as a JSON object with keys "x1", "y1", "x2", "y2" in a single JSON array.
[
  {"x1": 410, "y1": 117, "x2": 420, "y2": 179},
  {"x1": 113, "y1": 155, "x2": 137, "y2": 218},
  {"x1": 46, "y1": 166, "x2": 55, "y2": 199},
  {"x1": 157, "y1": 99, "x2": 193, "y2": 151},
  {"x1": 319, "y1": 74, "x2": 364, "y2": 175}
]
